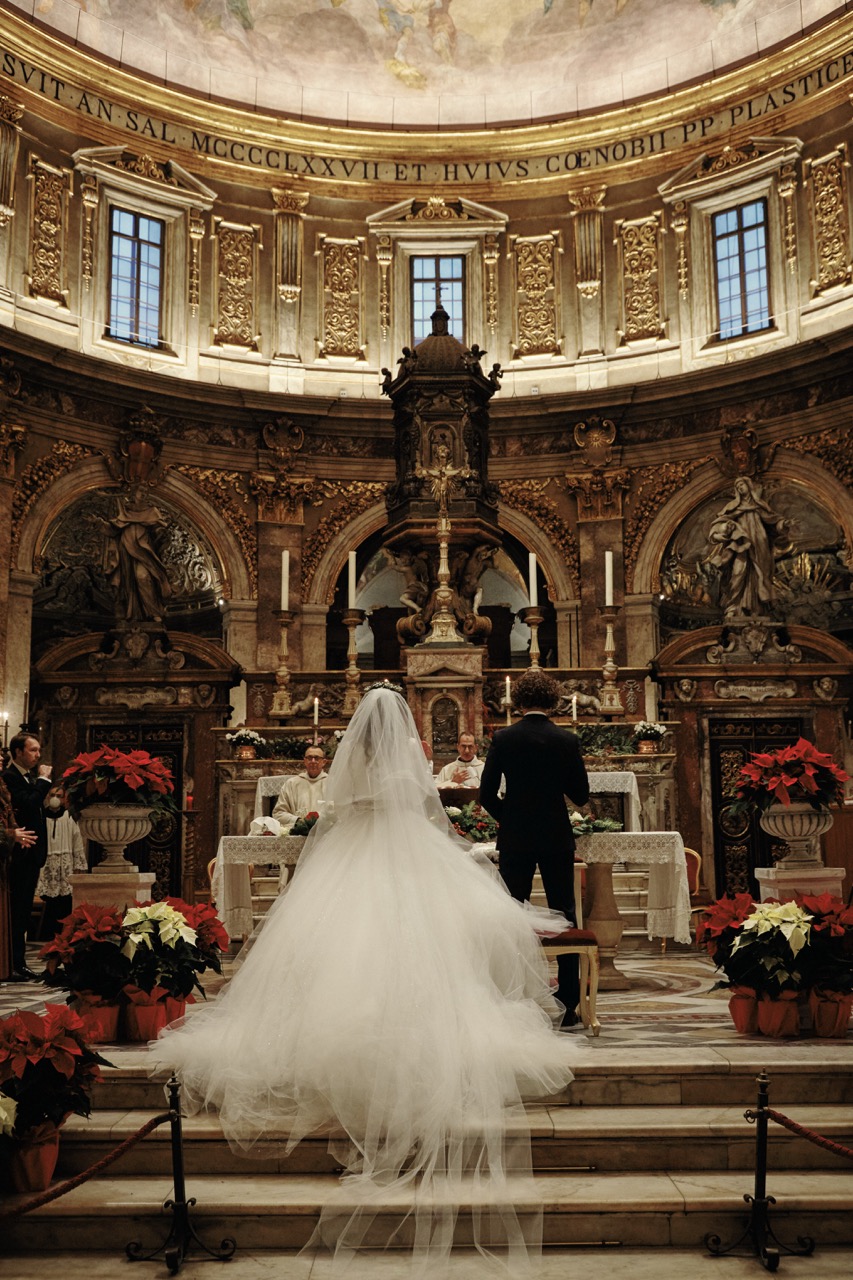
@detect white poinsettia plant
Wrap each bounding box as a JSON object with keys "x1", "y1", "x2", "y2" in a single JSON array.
[
  {"x1": 632, "y1": 721, "x2": 667, "y2": 741},
  {"x1": 731, "y1": 900, "x2": 812, "y2": 959},
  {"x1": 121, "y1": 901, "x2": 197, "y2": 960},
  {"x1": 0, "y1": 1092, "x2": 17, "y2": 1137},
  {"x1": 226, "y1": 728, "x2": 268, "y2": 748}
]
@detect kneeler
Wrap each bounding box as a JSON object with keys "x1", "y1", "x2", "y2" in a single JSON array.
[{"x1": 540, "y1": 928, "x2": 601, "y2": 1036}]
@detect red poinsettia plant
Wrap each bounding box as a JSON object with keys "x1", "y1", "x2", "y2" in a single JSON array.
[
  {"x1": 62, "y1": 744, "x2": 177, "y2": 820},
  {"x1": 0, "y1": 1006, "x2": 111, "y2": 1140},
  {"x1": 40, "y1": 903, "x2": 132, "y2": 1004},
  {"x1": 733, "y1": 738, "x2": 848, "y2": 813}
]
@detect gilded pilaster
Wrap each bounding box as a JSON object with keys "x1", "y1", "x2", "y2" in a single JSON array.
[
  {"x1": 805, "y1": 145, "x2": 851, "y2": 294},
  {"x1": 317, "y1": 235, "x2": 366, "y2": 360},
  {"x1": 212, "y1": 219, "x2": 262, "y2": 350},
  {"x1": 482, "y1": 233, "x2": 500, "y2": 336},
  {"x1": 188, "y1": 207, "x2": 205, "y2": 316},
  {"x1": 0, "y1": 411, "x2": 26, "y2": 707},
  {"x1": 510, "y1": 232, "x2": 562, "y2": 359},
  {"x1": 272, "y1": 188, "x2": 308, "y2": 360},
  {"x1": 614, "y1": 212, "x2": 665, "y2": 343},
  {"x1": 26, "y1": 155, "x2": 72, "y2": 306},
  {"x1": 0, "y1": 95, "x2": 23, "y2": 289}
]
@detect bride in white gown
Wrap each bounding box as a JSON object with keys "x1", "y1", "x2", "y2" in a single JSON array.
[{"x1": 150, "y1": 682, "x2": 581, "y2": 1274}]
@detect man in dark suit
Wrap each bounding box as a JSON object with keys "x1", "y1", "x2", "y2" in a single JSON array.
[
  {"x1": 2, "y1": 733, "x2": 52, "y2": 979},
  {"x1": 480, "y1": 669, "x2": 589, "y2": 1027}
]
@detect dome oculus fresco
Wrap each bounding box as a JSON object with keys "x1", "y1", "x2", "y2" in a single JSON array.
[{"x1": 13, "y1": 0, "x2": 847, "y2": 127}]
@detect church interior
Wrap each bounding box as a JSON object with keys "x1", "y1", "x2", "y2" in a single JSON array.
[{"x1": 1, "y1": 0, "x2": 852, "y2": 1274}]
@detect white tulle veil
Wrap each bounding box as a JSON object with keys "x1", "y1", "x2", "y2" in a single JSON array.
[{"x1": 151, "y1": 682, "x2": 577, "y2": 1275}]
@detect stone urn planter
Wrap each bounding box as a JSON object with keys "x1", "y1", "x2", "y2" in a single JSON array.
[
  {"x1": 758, "y1": 802, "x2": 834, "y2": 866},
  {"x1": 77, "y1": 803, "x2": 154, "y2": 872}
]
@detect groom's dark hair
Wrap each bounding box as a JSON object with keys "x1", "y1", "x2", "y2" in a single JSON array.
[{"x1": 513, "y1": 670, "x2": 558, "y2": 713}]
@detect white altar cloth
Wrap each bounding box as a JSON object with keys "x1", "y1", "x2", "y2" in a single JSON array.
[
  {"x1": 212, "y1": 834, "x2": 306, "y2": 938},
  {"x1": 587, "y1": 771, "x2": 642, "y2": 832},
  {"x1": 575, "y1": 830, "x2": 691, "y2": 944}
]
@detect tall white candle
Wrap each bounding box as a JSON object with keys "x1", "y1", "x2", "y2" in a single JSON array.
[
  {"x1": 505, "y1": 675, "x2": 511, "y2": 705},
  {"x1": 280, "y1": 550, "x2": 289, "y2": 611},
  {"x1": 572, "y1": 694, "x2": 578, "y2": 722},
  {"x1": 313, "y1": 696, "x2": 319, "y2": 726},
  {"x1": 604, "y1": 551, "x2": 614, "y2": 607},
  {"x1": 348, "y1": 551, "x2": 357, "y2": 608},
  {"x1": 528, "y1": 553, "x2": 538, "y2": 607}
]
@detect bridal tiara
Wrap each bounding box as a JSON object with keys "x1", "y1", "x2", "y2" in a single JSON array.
[{"x1": 364, "y1": 679, "x2": 405, "y2": 696}]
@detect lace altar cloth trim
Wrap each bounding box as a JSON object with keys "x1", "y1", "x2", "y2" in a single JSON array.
[{"x1": 587, "y1": 771, "x2": 641, "y2": 832}]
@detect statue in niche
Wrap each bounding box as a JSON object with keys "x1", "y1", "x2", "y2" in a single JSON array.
[
  {"x1": 704, "y1": 477, "x2": 791, "y2": 620},
  {"x1": 99, "y1": 484, "x2": 173, "y2": 623},
  {"x1": 393, "y1": 548, "x2": 431, "y2": 613},
  {"x1": 454, "y1": 544, "x2": 495, "y2": 614}
]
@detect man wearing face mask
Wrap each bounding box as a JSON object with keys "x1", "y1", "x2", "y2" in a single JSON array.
[{"x1": 35, "y1": 786, "x2": 87, "y2": 942}]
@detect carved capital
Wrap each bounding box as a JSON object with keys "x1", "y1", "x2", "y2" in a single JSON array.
[
  {"x1": 250, "y1": 472, "x2": 317, "y2": 524},
  {"x1": 561, "y1": 469, "x2": 630, "y2": 521},
  {"x1": 0, "y1": 418, "x2": 25, "y2": 477}
]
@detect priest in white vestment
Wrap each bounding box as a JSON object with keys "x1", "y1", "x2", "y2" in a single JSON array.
[
  {"x1": 435, "y1": 733, "x2": 484, "y2": 788},
  {"x1": 272, "y1": 746, "x2": 328, "y2": 830}
]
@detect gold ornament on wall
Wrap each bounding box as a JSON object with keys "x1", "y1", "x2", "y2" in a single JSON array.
[
  {"x1": 669, "y1": 199, "x2": 689, "y2": 298},
  {"x1": 318, "y1": 236, "x2": 366, "y2": 360},
  {"x1": 0, "y1": 94, "x2": 23, "y2": 227},
  {"x1": 188, "y1": 208, "x2": 205, "y2": 315},
  {"x1": 213, "y1": 220, "x2": 262, "y2": 349},
  {"x1": 301, "y1": 480, "x2": 385, "y2": 599},
  {"x1": 499, "y1": 479, "x2": 580, "y2": 597},
  {"x1": 511, "y1": 232, "x2": 562, "y2": 358},
  {"x1": 623, "y1": 459, "x2": 704, "y2": 591},
  {"x1": 483, "y1": 233, "x2": 500, "y2": 333},
  {"x1": 173, "y1": 465, "x2": 258, "y2": 598},
  {"x1": 615, "y1": 213, "x2": 665, "y2": 343},
  {"x1": 27, "y1": 155, "x2": 72, "y2": 305},
  {"x1": 11, "y1": 440, "x2": 92, "y2": 562},
  {"x1": 376, "y1": 234, "x2": 392, "y2": 338},
  {"x1": 805, "y1": 145, "x2": 851, "y2": 295},
  {"x1": 568, "y1": 185, "x2": 606, "y2": 299}
]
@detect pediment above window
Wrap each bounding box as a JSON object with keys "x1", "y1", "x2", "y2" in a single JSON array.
[
  {"x1": 367, "y1": 195, "x2": 507, "y2": 240},
  {"x1": 659, "y1": 136, "x2": 802, "y2": 203},
  {"x1": 72, "y1": 146, "x2": 217, "y2": 209}
]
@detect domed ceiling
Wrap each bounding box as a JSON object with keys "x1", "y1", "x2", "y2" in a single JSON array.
[{"x1": 8, "y1": 0, "x2": 846, "y2": 129}]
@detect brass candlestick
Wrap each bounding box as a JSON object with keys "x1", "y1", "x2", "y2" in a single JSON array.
[
  {"x1": 521, "y1": 606, "x2": 543, "y2": 669},
  {"x1": 270, "y1": 609, "x2": 295, "y2": 718},
  {"x1": 598, "y1": 605, "x2": 624, "y2": 718},
  {"x1": 342, "y1": 607, "x2": 364, "y2": 717}
]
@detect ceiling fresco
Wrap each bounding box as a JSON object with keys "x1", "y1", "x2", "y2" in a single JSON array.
[{"x1": 5, "y1": 0, "x2": 846, "y2": 128}]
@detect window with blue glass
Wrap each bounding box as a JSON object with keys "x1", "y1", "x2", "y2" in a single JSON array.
[
  {"x1": 107, "y1": 208, "x2": 164, "y2": 347},
  {"x1": 411, "y1": 255, "x2": 464, "y2": 344},
  {"x1": 712, "y1": 200, "x2": 771, "y2": 341}
]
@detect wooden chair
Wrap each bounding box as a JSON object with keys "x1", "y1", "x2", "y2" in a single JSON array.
[{"x1": 540, "y1": 927, "x2": 601, "y2": 1036}]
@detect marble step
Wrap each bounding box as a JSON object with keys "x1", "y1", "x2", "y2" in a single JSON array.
[
  {"x1": 92, "y1": 1052, "x2": 853, "y2": 1112},
  {"x1": 4, "y1": 1170, "x2": 852, "y2": 1251},
  {"x1": 56, "y1": 1103, "x2": 853, "y2": 1177}
]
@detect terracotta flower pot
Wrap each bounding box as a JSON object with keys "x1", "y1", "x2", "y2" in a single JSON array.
[
  {"x1": 808, "y1": 989, "x2": 853, "y2": 1038},
  {"x1": 235, "y1": 744, "x2": 257, "y2": 761},
  {"x1": 637, "y1": 739, "x2": 658, "y2": 755},
  {"x1": 728, "y1": 986, "x2": 758, "y2": 1034},
  {"x1": 756, "y1": 992, "x2": 800, "y2": 1038},
  {"x1": 123, "y1": 1002, "x2": 169, "y2": 1041},
  {"x1": 8, "y1": 1123, "x2": 61, "y2": 1193}
]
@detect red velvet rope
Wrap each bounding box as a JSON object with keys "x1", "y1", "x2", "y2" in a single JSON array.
[
  {"x1": 0, "y1": 1111, "x2": 171, "y2": 1218},
  {"x1": 766, "y1": 1107, "x2": 853, "y2": 1161}
]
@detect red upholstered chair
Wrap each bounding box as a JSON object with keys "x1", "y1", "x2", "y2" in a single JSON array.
[{"x1": 540, "y1": 928, "x2": 601, "y2": 1036}]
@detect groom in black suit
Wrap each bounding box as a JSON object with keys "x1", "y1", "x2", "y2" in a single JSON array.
[{"x1": 480, "y1": 669, "x2": 589, "y2": 1026}]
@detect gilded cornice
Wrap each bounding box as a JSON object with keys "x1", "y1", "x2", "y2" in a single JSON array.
[
  {"x1": 301, "y1": 481, "x2": 385, "y2": 602},
  {"x1": 3, "y1": 9, "x2": 853, "y2": 198},
  {"x1": 171, "y1": 464, "x2": 257, "y2": 599},
  {"x1": 11, "y1": 440, "x2": 93, "y2": 561}
]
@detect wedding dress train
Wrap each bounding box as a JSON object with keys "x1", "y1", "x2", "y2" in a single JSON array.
[{"x1": 149, "y1": 686, "x2": 581, "y2": 1273}]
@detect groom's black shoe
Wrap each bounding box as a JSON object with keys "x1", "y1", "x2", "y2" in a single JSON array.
[{"x1": 560, "y1": 1010, "x2": 581, "y2": 1029}]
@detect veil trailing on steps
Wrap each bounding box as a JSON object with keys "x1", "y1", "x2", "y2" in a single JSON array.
[{"x1": 150, "y1": 683, "x2": 580, "y2": 1274}]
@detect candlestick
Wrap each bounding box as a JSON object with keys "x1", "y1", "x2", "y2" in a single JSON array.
[
  {"x1": 528, "y1": 552, "x2": 538, "y2": 607},
  {"x1": 521, "y1": 606, "x2": 543, "y2": 670},
  {"x1": 280, "y1": 550, "x2": 289, "y2": 611},
  {"x1": 270, "y1": 609, "x2": 295, "y2": 718},
  {"x1": 598, "y1": 605, "x2": 625, "y2": 718},
  {"x1": 348, "y1": 551, "x2": 357, "y2": 608},
  {"x1": 604, "y1": 551, "x2": 613, "y2": 607},
  {"x1": 342, "y1": 608, "x2": 365, "y2": 718}
]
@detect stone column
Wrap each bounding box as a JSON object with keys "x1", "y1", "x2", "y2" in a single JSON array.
[
  {"x1": 568, "y1": 186, "x2": 606, "y2": 361},
  {"x1": 6, "y1": 570, "x2": 37, "y2": 728},
  {"x1": 623, "y1": 593, "x2": 660, "y2": 667},
  {"x1": 554, "y1": 599, "x2": 580, "y2": 668},
  {"x1": 301, "y1": 602, "x2": 330, "y2": 671},
  {"x1": 577, "y1": 519, "x2": 625, "y2": 666},
  {"x1": 222, "y1": 599, "x2": 257, "y2": 728}
]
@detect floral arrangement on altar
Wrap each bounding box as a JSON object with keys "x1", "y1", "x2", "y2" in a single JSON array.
[
  {"x1": 731, "y1": 738, "x2": 848, "y2": 814},
  {"x1": 569, "y1": 812, "x2": 624, "y2": 835},
  {"x1": 697, "y1": 892, "x2": 853, "y2": 1037},
  {"x1": 62, "y1": 745, "x2": 176, "y2": 820},
  {"x1": 225, "y1": 728, "x2": 268, "y2": 751},
  {"x1": 631, "y1": 721, "x2": 667, "y2": 743},
  {"x1": 446, "y1": 802, "x2": 499, "y2": 843},
  {"x1": 0, "y1": 1006, "x2": 110, "y2": 1141},
  {"x1": 290, "y1": 810, "x2": 321, "y2": 836}
]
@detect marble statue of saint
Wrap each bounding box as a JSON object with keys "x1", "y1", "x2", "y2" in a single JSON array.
[
  {"x1": 705, "y1": 477, "x2": 790, "y2": 619},
  {"x1": 103, "y1": 485, "x2": 173, "y2": 623}
]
